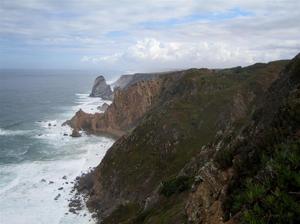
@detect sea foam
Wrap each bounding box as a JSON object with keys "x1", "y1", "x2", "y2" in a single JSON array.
[
  {"x1": 0, "y1": 93, "x2": 114, "y2": 224},
  {"x1": 0, "y1": 128, "x2": 31, "y2": 136}
]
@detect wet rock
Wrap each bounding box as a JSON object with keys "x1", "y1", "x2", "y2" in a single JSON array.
[
  {"x1": 71, "y1": 129, "x2": 81, "y2": 137},
  {"x1": 97, "y1": 103, "x2": 109, "y2": 111},
  {"x1": 54, "y1": 194, "x2": 61, "y2": 200},
  {"x1": 69, "y1": 208, "x2": 77, "y2": 214}
]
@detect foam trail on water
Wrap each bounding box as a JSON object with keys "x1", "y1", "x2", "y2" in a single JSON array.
[
  {"x1": 0, "y1": 93, "x2": 114, "y2": 224},
  {"x1": 0, "y1": 128, "x2": 31, "y2": 136}
]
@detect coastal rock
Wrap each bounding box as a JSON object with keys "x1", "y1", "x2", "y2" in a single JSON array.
[
  {"x1": 90, "y1": 75, "x2": 113, "y2": 100},
  {"x1": 70, "y1": 129, "x2": 81, "y2": 137},
  {"x1": 97, "y1": 103, "x2": 109, "y2": 112},
  {"x1": 66, "y1": 79, "x2": 165, "y2": 137},
  {"x1": 54, "y1": 194, "x2": 61, "y2": 200}
]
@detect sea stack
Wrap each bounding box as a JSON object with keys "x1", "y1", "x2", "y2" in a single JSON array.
[{"x1": 90, "y1": 75, "x2": 113, "y2": 100}]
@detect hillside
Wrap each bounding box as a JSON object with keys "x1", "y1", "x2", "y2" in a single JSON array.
[{"x1": 74, "y1": 55, "x2": 299, "y2": 223}]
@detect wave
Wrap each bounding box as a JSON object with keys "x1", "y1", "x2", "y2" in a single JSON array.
[
  {"x1": 72, "y1": 92, "x2": 111, "y2": 114},
  {"x1": 0, "y1": 128, "x2": 31, "y2": 136}
]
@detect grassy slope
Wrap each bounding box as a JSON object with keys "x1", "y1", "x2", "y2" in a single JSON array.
[
  {"x1": 220, "y1": 55, "x2": 300, "y2": 223},
  {"x1": 91, "y1": 60, "x2": 290, "y2": 223}
]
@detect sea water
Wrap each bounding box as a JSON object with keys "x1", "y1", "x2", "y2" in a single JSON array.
[{"x1": 0, "y1": 69, "x2": 114, "y2": 224}]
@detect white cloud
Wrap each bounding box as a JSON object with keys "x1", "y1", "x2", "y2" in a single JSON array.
[
  {"x1": 81, "y1": 38, "x2": 257, "y2": 71},
  {"x1": 1, "y1": 0, "x2": 300, "y2": 70}
]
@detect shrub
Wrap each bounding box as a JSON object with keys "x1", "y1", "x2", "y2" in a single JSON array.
[
  {"x1": 231, "y1": 140, "x2": 300, "y2": 224},
  {"x1": 160, "y1": 176, "x2": 193, "y2": 197}
]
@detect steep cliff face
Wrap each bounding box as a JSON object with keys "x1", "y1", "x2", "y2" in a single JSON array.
[
  {"x1": 90, "y1": 75, "x2": 113, "y2": 100},
  {"x1": 66, "y1": 78, "x2": 164, "y2": 137},
  {"x1": 78, "y1": 58, "x2": 295, "y2": 223},
  {"x1": 112, "y1": 75, "x2": 133, "y2": 89},
  {"x1": 112, "y1": 71, "x2": 178, "y2": 90}
]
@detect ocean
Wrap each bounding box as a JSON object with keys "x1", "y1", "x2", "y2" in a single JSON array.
[{"x1": 0, "y1": 69, "x2": 114, "y2": 224}]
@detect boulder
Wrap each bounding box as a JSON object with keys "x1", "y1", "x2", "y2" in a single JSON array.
[{"x1": 71, "y1": 129, "x2": 81, "y2": 137}]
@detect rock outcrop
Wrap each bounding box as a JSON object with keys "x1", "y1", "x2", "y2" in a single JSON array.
[
  {"x1": 70, "y1": 129, "x2": 81, "y2": 137},
  {"x1": 66, "y1": 78, "x2": 164, "y2": 137},
  {"x1": 76, "y1": 57, "x2": 297, "y2": 224},
  {"x1": 97, "y1": 103, "x2": 109, "y2": 112},
  {"x1": 90, "y1": 75, "x2": 113, "y2": 100}
]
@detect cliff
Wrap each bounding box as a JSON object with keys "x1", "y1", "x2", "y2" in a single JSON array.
[
  {"x1": 112, "y1": 71, "x2": 178, "y2": 90},
  {"x1": 66, "y1": 78, "x2": 166, "y2": 137},
  {"x1": 90, "y1": 75, "x2": 113, "y2": 100},
  {"x1": 76, "y1": 55, "x2": 299, "y2": 224}
]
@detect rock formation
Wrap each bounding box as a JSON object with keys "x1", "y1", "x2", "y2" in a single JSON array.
[
  {"x1": 66, "y1": 78, "x2": 165, "y2": 137},
  {"x1": 90, "y1": 75, "x2": 113, "y2": 100},
  {"x1": 70, "y1": 129, "x2": 81, "y2": 137},
  {"x1": 97, "y1": 103, "x2": 109, "y2": 112}
]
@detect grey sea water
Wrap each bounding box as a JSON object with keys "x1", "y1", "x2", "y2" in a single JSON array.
[{"x1": 0, "y1": 69, "x2": 114, "y2": 224}]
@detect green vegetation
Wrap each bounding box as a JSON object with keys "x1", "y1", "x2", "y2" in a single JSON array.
[
  {"x1": 88, "y1": 58, "x2": 294, "y2": 223},
  {"x1": 225, "y1": 86, "x2": 300, "y2": 223},
  {"x1": 102, "y1": 203, "x2": 140, "y2": 224},
  {"x1": 159, "y1": 176, "x2": 193, "y2": 197},
  {"x1": 232, "y1": 141, "x2": 300, "y2": 224}
]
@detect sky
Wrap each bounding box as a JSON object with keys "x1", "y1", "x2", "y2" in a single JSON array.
[{"x1": 0, "y1": 0, "x2": 300, "y2": 75}]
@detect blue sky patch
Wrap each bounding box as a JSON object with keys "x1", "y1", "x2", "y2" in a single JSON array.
[{"x1": 139, "y1": 7, "x2": 254, "y2": 29}]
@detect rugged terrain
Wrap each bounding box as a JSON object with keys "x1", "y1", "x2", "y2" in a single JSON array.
[
  {"x1": 66, "y1": 79, "x2": 164, "y2": 137},
  {"x1": 72, "y1": 54, "x2": 299, "y2": 223}
]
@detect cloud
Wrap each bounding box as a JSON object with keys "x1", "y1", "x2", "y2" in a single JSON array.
[
  {"x1": 81, "y1": 38, "x2": 257, "y2": 71},
  {"x1": 1, "y1": 0, "x2": 300, "y2": 71}
]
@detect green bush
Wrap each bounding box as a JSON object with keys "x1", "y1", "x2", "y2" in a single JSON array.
[
  {"x1": 160, "y1": 176, "x2": 193, "y2": 197},
  {"x1": 215, "y1": 148, "x2": 234, "y2": 169},
  {"x1": 231, "y1": 140, "x2": 300, "y2": 224}
]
